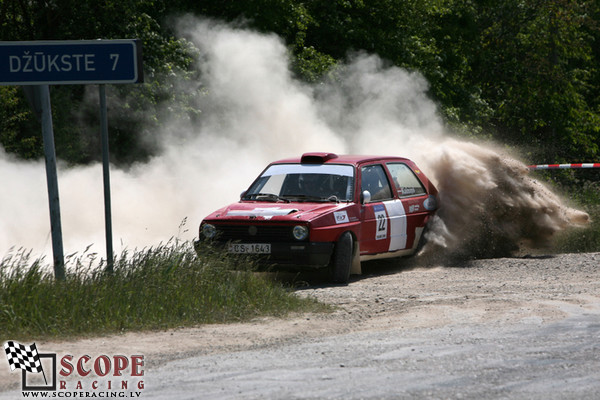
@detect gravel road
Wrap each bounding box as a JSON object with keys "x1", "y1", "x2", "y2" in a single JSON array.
[{"x1": 1, "y1": 252, "x2": 599, "y2": 399}]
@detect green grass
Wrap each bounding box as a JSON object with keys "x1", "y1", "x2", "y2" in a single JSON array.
[
  {"x1": 0, "y1": 240, "x2": 327, "y2": 340},
  {"x1": 549, "y1": 176, "x2": 600, "y2": 253},
  {"x1": 553, "y1": 205, "x2": 600, "y2": 253}
]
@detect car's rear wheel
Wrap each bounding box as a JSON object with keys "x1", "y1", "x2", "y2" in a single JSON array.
[
  {"x1": 415, "y1": 226, "x2": 428, "y2": 254},
  {"x1": 331, "y1": 231, "x2": 353, "y2": 284}
]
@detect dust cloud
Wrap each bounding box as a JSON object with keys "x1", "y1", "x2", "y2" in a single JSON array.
[
  {"x1": 420, "y1": 140, "x2": 588, "y2": 261},
  {"x1": 0, "y1": 17, "x2": 588, "y2": 264}
]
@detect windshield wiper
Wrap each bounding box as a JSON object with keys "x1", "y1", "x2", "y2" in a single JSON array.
[
  {"x1": 245, "y1": 193, "x2": 290, "y2": 202},
  {"x1": 282, "y1": 194, "x2": 341, "y2": 203}
]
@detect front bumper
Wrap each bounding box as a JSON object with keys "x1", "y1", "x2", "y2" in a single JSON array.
[{"x1": 194, "y1": 239, "x2": 334, "y2": 269}]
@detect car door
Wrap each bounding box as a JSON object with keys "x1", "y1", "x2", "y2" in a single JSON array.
[
  {"x1": 359, "y1": 164, "x2": 407, "y2": 255},
  {"x1": 386, "y1": 162, "x2": 429, "y2": 250}
]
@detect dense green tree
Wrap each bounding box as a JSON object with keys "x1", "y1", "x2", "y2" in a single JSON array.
[
  {"x1": 0, "y1": 86, "x2": 39, "y2": 158},
  {"x1": 0, "y1": 0, "x2": 194, "y2": 164},
  {"x1": 474, "y1": 0, "x2": 599, "y2": 161},
  {"x1": 0, "y1": 0, "x2": 599, "y2": 166}
]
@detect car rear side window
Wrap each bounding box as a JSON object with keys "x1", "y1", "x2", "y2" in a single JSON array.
[
  {"x1": 386, "y1": 163, "x2": 426, "y2": 197},
  {"x1": 361, "y1": 164, "x2": 393, "y2": 201}
]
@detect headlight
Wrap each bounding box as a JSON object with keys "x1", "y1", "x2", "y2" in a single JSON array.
[
  {"x1": 202, "y1": 223, "x2": 217, "y2": 239},
  {"x1": 292, "y1": 225, "x2": 309, "y2": 241}
]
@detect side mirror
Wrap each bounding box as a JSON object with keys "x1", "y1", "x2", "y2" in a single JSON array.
[
  {"x1": 361, "y1": 190, "x2": 371, "y2": 204},
  {"x1": 240, "y1": 190, "x2": 247, "y2": 200}
]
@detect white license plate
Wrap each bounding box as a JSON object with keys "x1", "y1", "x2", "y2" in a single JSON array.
[{"x1": 228, "y1": 243, "x2": 271, "y2": 254}]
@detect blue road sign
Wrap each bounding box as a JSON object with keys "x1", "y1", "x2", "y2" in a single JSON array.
[{"x1": 0, "y1": 40, "x2": 143, "y2": 85}]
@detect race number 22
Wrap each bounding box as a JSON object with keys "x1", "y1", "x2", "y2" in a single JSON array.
[{"x1": 374, "y1": 206, "x2": 388, "y2": 240}]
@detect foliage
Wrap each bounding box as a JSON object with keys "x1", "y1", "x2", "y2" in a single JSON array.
[
  {"x1": 0, "y1": 86, "x2": 39, "y2": 159},
  {"x1": 0, "y1": 0, "x2": 196, "y2": 165},
  {"x1": 475, "y1": 0, "x2": 600, "y2": 161},
  {"x1": 0, "y1": 241, "x2": 325, "y2": 339},
  {"x1": 551, "y1": 179, "x2": 600, "y2": 253},
  {"x1": 0, "y1": 0, "x2": 599, "y2": 165}
]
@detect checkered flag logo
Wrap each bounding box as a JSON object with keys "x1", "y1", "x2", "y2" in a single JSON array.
[{"x1": 3, "y1": 341, "x2": 43, "y2": 374}]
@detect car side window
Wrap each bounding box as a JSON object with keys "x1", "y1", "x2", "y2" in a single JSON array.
[
  {"x1": 386, "y1": 163, "x2": 426, "y2": 197},
  {"x1": 361, "y1": 164, "x2": 393, "y2": 201}
]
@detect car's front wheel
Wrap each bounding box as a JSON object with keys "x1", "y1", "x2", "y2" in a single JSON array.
[{"x1": 330, "y1": 231, "x2": 353, "y2": 284}]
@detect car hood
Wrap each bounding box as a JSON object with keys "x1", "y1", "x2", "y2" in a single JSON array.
[{"x1": 204, "y1": 201, "x2": 352, "y2": 223}]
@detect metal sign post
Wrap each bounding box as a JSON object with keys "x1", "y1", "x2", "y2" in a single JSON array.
[
  {"x1": 38, "y1": 84, "x2": 65, "y2": 280},
  {"x1": 0, "y1": 40, "x2": 143, "y2": 278},
  {"x1": 99, "y1": 85, "x2": 114, "y2": 272}
]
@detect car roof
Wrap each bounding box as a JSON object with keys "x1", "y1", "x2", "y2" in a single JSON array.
[{"x1": 272, "y1": 152, "x2": 411, "y2": 166}]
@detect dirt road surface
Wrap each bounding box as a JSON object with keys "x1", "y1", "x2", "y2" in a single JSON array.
[{"x1": 1, "y1": 252, "x2": 599, "y2": 399}]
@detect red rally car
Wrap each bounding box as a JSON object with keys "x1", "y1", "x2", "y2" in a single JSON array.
[{"x1": 196, "y1": 153, "x2": 438, "y2": 283}]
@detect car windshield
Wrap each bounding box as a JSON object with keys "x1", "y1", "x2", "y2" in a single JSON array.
[{"x1": 243, "y1": 163, "x2": 355, "y2": 202}]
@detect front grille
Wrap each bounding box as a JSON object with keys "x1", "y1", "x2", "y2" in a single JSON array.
[{"x1": 214, "y1": 224, "x2": 299, "y2": 242}]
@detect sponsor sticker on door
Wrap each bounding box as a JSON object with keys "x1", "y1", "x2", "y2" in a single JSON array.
[{"x1": 334, "y1": 211, "x2": 349, "y2": 224}]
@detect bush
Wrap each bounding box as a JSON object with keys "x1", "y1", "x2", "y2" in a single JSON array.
[
  {"x1": 0, "y1": 241, "x2": 325, "y2": 340},
  {"x1": 549, "y1": 176, "x2": 600, "y2": 254}
]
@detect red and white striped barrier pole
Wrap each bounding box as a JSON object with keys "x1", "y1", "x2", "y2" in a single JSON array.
[{"x1": 528, "y1": 163, "x2": 600, "y2": 170}]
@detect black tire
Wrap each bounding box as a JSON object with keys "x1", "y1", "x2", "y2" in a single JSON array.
[
  {"x1": 331, "y1": 232, "x2": 353, "y2": 284},
  {"x1": 415, "y1": 227, "x2": 428, "y2": 254}
]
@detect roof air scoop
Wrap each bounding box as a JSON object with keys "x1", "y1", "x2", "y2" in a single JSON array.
[{"x1": 301, "y1": 152, "x2": 338, "y2": 164}]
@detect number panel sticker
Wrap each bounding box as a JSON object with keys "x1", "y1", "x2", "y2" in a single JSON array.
[
  {"x1": 384, "y1": 200, "x2": 408, "y2": 251},
  {"x1": 373, "y1": 204, "x2": 388, "y2": 240}
]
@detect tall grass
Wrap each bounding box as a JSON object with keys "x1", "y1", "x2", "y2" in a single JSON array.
[
  {"x1": 549, "y1": 175, "x2": 600, "y2": 253},
  {"x1": 0, "y1": 241, "x2": 325, "y2": 340},
  {"x1": 554, "y1": 205, "x2": 600, "y2": 253}
]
